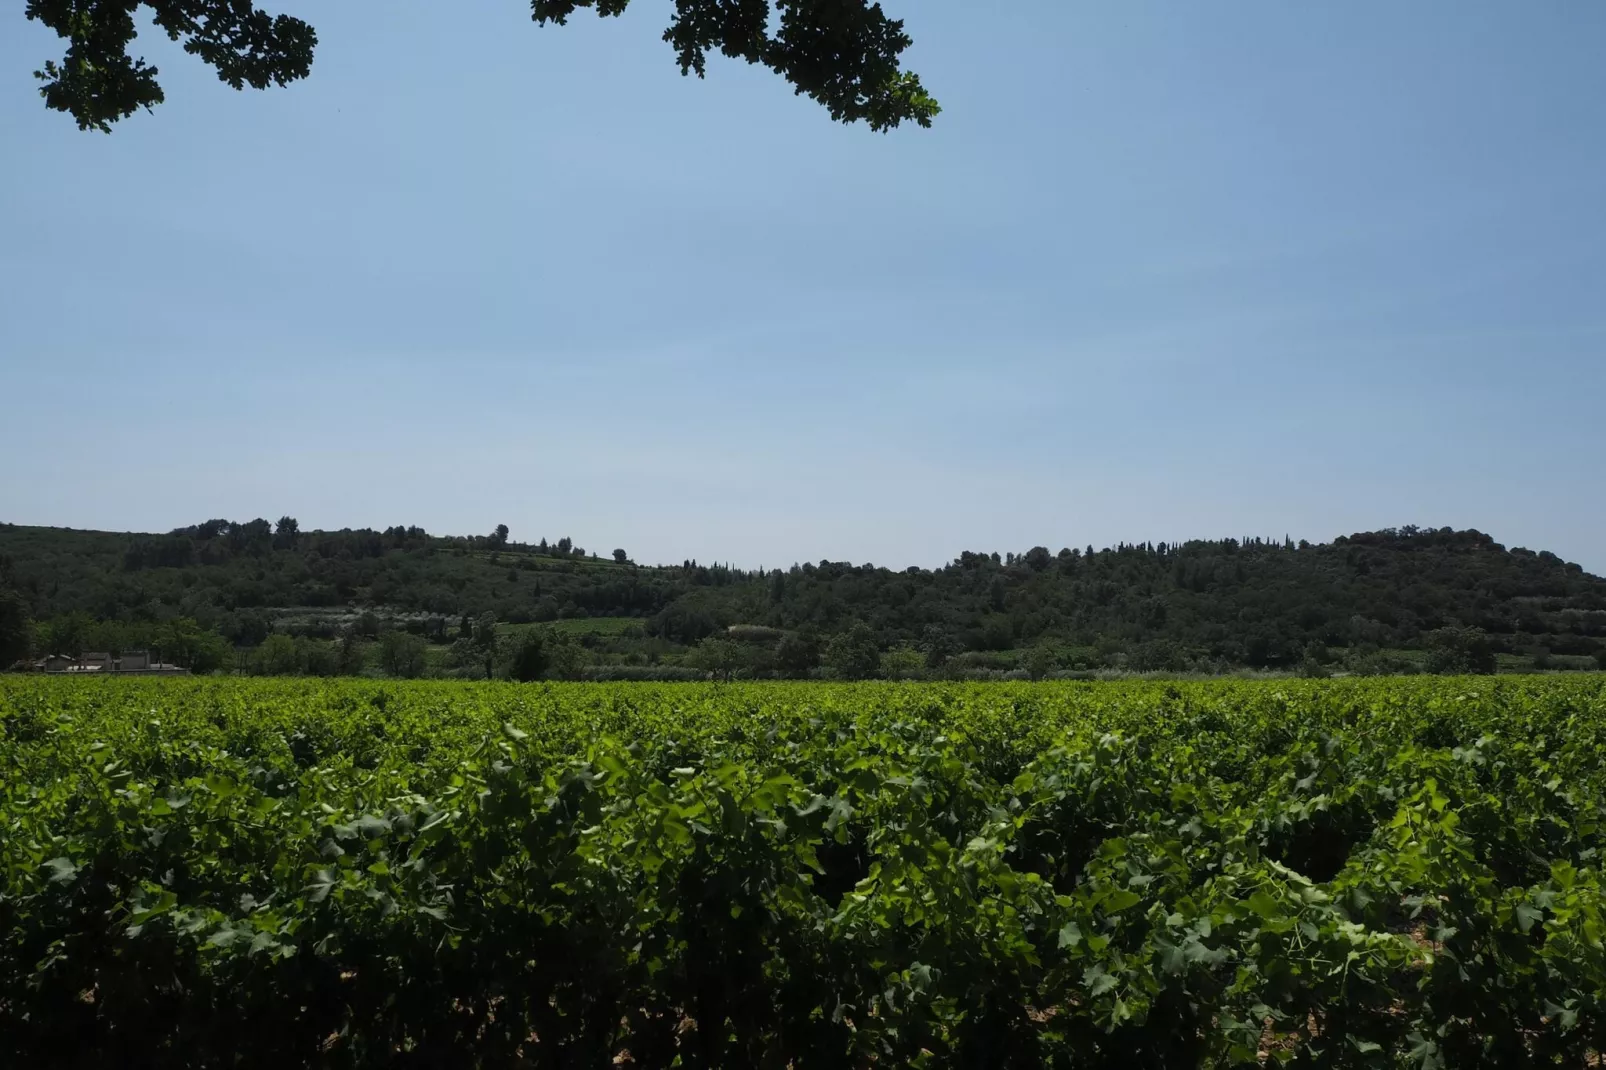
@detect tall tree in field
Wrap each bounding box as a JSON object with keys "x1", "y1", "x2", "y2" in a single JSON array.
[
  {"x1": 823, "y1": 622, "x2": 880, "y2": 680},
  {"x1": 273, "y1": 516, "x2": 300, "y2": 550},
  {"x1": 22, "y1": 0, "x2": 937, "y2": 133},
  {"x1": 378, "y1": 630, "x2": 428, "y2": 679},
  {"x1": 505, "y1": 629, "x2": 550, "y2": 682},
  {"x1": 471, "y1": 612, "x2": 500, "y2": 678}
]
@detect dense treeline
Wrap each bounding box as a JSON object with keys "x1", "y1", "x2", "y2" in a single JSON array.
[
  {"x1": 2, "y1": 520, "x2": 1604, "y2": 675},
  {"x1": 0, "y1": 519, "x2": 681, "y2": 648},
  {"x1": 693, "y1": 527, "x2": 1606, "y2": 669}
]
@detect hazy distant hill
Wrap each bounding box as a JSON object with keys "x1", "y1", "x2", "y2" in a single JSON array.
[{"x1": 2, "y1": 520, "x2": 1603, "y2": 669}]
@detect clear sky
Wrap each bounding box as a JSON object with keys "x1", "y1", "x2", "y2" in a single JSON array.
[{"x1": 2, "y1": 1, "x2": 1603, "y2": 573}]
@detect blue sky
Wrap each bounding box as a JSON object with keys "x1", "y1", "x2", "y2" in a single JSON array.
[{"x1": 2, "y1": 1, "x2": 1603, "y2": 573}]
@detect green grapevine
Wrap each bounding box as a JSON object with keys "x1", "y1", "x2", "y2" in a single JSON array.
[{"x1": 2, "y1": 676, "x2": 1602, "y2": 1066}]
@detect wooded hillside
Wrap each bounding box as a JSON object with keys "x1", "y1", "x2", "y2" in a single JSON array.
[{"x1": 3, "y1": 521, "x2": 1602, "y2": 673}]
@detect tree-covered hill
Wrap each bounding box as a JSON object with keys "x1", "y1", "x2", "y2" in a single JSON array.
[
  {"x1": 0, "y1": 521, "x2": 674, "y2": 643},
  {"x1": 2, "y1": 520, "x2": 1603, "y2": 671}
]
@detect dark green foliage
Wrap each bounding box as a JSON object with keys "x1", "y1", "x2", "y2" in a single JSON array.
[
  {"x1": 272, "y1": 516, "x2": 299, "y2": 551},
  {"x1": 919, "y1": 623, "x2": 958, "y2": 669},
  {"x1": 336, "y1": 631, "x2": 367, "y2": 675},
  {"x1": 160, "y1": 619, "x2": 231, "y2": 673},
  {"x1": 0, "y1": 521, "x2": 676, "y2": 646},
  {"x1": 822, "y1": 621, "x2": 879, "y2": 679},
  {"x1": 22, "y1": 613, "x2": 226, "y2": 673},
  {"x1": 0, "y1": 586, "x2": 30, "y2": 668},
  {"x1": 531, "y1": 0, "x2": 936, "y2": 131},
  {"x1": 774, "y1": 630, "x2": 820, "y2": 673},
  {"x1": 24, "y1": 0, "x2": 936, "y2": 133},
  {"x1": 685, "y1": 637, "x2": 751, "y2": 679},
  {"x1": 543, "y1": 632, "x2": 590, "y2": 680},
  {"x1": 3, "y1": 522, "x2": 1605, "y2": 675},
  {"x1": 252, "y1": 633, "x2": 296, "y2": 675},
  {"x1": 2, "y1": 676, "x2": 1605, "y2": 1065},
  {"x1": 505, "y1": 629, "x2": 550, "y2": 682},
  {"x1": 23, "y1": 0, "x2": 316, "y2": 132},
  {"x1": 377, "y1": 631, "x2": 427, "y2": 678},
  {"x1": 877, "y1": 643, "x2": 925, "y2": 679},
  {"x1": 1425, "y1": 626, "x2": 1498, "y2": 675},
  {"x1": 1347, "y1": 650, "x2": 1419, "y2": 677},
  {"x1": 1020, "y1": 643, "x2": 1059, "y2": 680},
  {"x1": 469, "y1": 612, "x2": 499, "y2": 678}
]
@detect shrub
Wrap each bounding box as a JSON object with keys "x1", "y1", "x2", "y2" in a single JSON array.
[
  {"x1": 1425, "y1": 626, "x2": 1496, "y2": 675},
  {"x1": 823, "y1": 623, "x2": 879, "y2": 680},
  {"x1": 377, "y1": 631, "x2": 427, "y2": 678},
  {"x1": 878, "y1": 644, "x2": 926, "y2": 680},
  {"x1": 504, "y1": 630, "x2": 549, "y2": 682}
]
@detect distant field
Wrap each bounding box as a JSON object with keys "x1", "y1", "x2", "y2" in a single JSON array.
[
  {"x1": 523, "y1": 616, "x2": 644, "y2": 637},
  {"x1": 467, "y1": 549, "x2": 635, "y2": 572},
  {"x1": 3, "y1": 675, "x2": 1604, "y2": 1064}
]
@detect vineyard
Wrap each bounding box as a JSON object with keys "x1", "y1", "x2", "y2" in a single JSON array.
[{"x1": 2, "y1": 676, "x2": 1604, "y2": 1067}]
